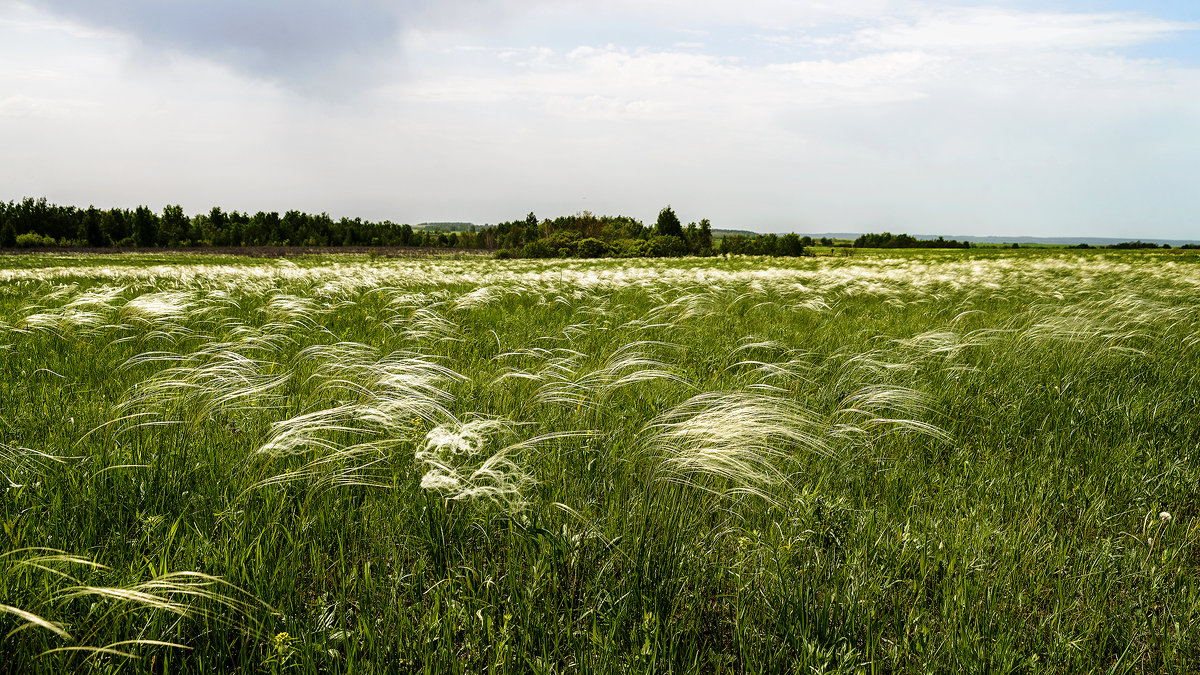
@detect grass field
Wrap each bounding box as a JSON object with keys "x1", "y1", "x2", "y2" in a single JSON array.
[{"x1": 1, "y1": 249, "x2": 1198, "y2": 673}]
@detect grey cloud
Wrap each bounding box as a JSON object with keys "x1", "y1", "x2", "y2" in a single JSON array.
[{"x1": 25, "y1": 0, "x2": 435, "y2": 93}]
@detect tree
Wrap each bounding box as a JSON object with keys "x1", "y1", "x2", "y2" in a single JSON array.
[
  {"x1": 647, "y1": 234, "x2": 685, "y2": 257},
  {"x1": 82, "y1": 207, "x2": 104, "y2": 246},
  {"x1": 577, "y1": 238, "x2": 611, "y2": 258},
  {"x1": 102, "y1": 209, "x2": 130, "y2": 245},
  {"x1": 521, "y1": 240, "x2": 555, "y2": 258},
  {"x1": 655, "y1": 206, "x2": 683, "y2": 239},
  {"x1": 1, "y1": 219, "x2": 15, "y2": 248},
  {"x1": 160, "y1": 205, "x2": 188, "y2": 246},
  {"x1": 133, "y1": 206, "x2": 158, "y2": 247},
  {"x1": 779, "y1": 233, "x2": 806, "y2": 257},
  {"x1": 696, "y1": 219, "x2": 713, "y2": 255}
]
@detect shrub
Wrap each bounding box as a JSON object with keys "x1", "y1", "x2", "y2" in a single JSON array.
[
  {"x1": 14, "y1": 232, "x2": 57, "y2": 248},
  {"x1": 520, "y1": 240, "x2": 555, "y2": 258},
  {"x1": 612, "y1": 239, "x2": 648, "y2": 258},
  {"x1": 577, "y1": 238, "x2": 611, "y2": 258},
  {"x1": 646, "y1": 234, "x2": 685, "y2": 257},
  {"x1": 544, "y1": 230, "x2": 581, "y2": 256}
]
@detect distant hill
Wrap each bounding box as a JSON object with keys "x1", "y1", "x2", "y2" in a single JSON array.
[
  {"x1": 711, "y1": 228, "x2": 761, "y2": 238},
  {"x1": 787, "y1": 233, "x2": 1200, "y2": 247},
  {"x1": 924, "y1": 234, "x2": 1200, "y2": 247}
]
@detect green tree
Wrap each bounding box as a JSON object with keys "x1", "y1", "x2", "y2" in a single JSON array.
[
  {"x1": 82, "y1": 207, "x2": 104, "y2": 246},
  {"x1": 160, "y1": 205, "x2": 188, "y2": 246},
  {"x1": 103, "y1": 209, "x2": 130, "y2": 245},
  {"x1": 696, "y1": 218, "x2": 713, "y2": 255},
  {"x1": 655, "y1": 206, "x2": 683, "y2": 238},
  {"x1": 647, "y1": 234, "x2": 685, "y2": 257},
  {"x1": 207, "y1": 207, "x2": 227, "y2": 244},
  {"x1": 778, "y1": 232, "x2": 806, "y2": 257},
  {"x1": 1, "y1": 219, "x2": 15, "y2": 248},
  {"x1": 133, "y1": 206, "x2": 158, "y2": 247},
  {"x1": 577, "y1": 238, "x2": 611, "y2": 258},
  {"x1": 521, "y1": 240, "x2": 555, "y2": 258}
]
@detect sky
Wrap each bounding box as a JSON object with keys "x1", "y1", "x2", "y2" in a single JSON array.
[{"x1": 1, "y1": 1, "x2": 1198, "y2": 238}]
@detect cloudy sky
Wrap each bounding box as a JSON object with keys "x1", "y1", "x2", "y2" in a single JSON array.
[{"x1": 1, "y1": 1, "x2": 1198, "y2": 237}]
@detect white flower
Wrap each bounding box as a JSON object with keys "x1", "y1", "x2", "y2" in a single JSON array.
[{"x1": 1160, "y1": 511, "x2": 1172, "y2": 524}]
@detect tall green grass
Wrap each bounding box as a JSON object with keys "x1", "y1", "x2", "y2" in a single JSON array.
[{"x1": 1, "y1": 249, "x2": 1197, "y2": 672}]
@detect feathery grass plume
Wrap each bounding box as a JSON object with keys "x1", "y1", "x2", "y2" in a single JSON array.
[
  {"x1": 492, "y1": 340, "x2": 689, "y2": 411},
  {"x1": 890, "y1": 330, "x2": 988, "y2": 360},
  {"x1": 832, "y1": 384, "x2": 952, "y2": 443},
  {"x1": 255, "y1": 404, "x2": 378, "y2": 458},
  {"x1": 249, "y1": 346, "x2": 466, "y2": 490},
  {"x1": 417, "y1": 421, "x2": 593, "y2": 508},
  {"x1": 3, "y1": 547, "x2": 106, "y2": 585},
  {"x1": 726, "y1": 338, "x2": 819, "y2": 390},
  {"x1": 640, "y1": 390, "x2": 829, "y2": 502},
  {"x1": 451, "y1": 285, "x2": 502, "y2": 311},
  {"x1": 839, "y1": 350, "x2": 919, "y2": 380},
  {"x1": 0, "y1": 603, "x2": 73, "y2": 641},
  {"x1": 19, "y1": 309, "x2": 106, "y2": 339},
  {"x1": 0, "y1": 443, "x2": 62, "y2": 488},
  {"x1": 645, "y1": 290, "x2": 722, "y2": 324},
  {"x1": 594, "y1": 340, "x2": 691, "y2": 394},
  {"x1": 253, "y1": 436, "x2": 405, "y2": 491},
  {"x1": 56, "y1": 571, "x2": 268, "y2": 628},
  {"x1": 2, "y1": 549, "x2": 268, "y2": 661},
  {"x1": 391, "y1": 307, "x2": 463, "y2": 346},
  {"x1": 416, "y1": 418, "x2": 523, "y2": 502},
  {"x1": 298, "y1": 343, "x2": 464, "y2": 419},
  {"x1": 116, "y1": 291, "x2": 197, "y2": 326},
  {"x1": 114, "y1": 349, "x2": 290, "y2": 432},
  {"x1": 259, "y1": 291, "x2": 327, "y2": 327}
]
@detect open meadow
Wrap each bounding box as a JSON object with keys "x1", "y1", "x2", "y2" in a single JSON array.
[{"x1": 1, "y1": 249, "x2": 1198, "y2": 673}]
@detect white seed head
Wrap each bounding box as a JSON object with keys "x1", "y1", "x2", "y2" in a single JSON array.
[{"x1": 1160, "y1": 511, "x2": 1172, "y2": 524}]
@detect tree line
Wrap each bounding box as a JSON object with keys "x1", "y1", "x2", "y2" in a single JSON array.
[
  {"x1": 2, "y1": 197, "x2": 994, "y2": 257},
  {"x1": 852, "y1": 232, "x2": 971, "y2": 249},
  {"x1": 0, "y1": 198, "x2": 478, "y2": 250}
]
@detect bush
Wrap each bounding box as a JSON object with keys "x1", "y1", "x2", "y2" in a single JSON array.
[
  {"x1": 494, "y1": 249, "x2": 515, "y2": 260},
  {"x1": 15, "y1": 232, "x2": 57, "y2": 248},
  {"x1": 1107, "y1": 241, "x2": 1160, "y2": 249},
  {"x1": 646, "y1": 235, "x2": 685, "y2": 257},
  {"x1": 612, "y1": 239, "x2": 648, "y2": 258},
  {"x1": 520, "y1": 240, "x2": 555, "y2": 258},
  {"x1": 544, "y1": 230, "x2": 581, "y2": 257},
  {"x1": 577, "y1": 238, "x2": 611, "y2": 258},
  {"x1": 778, "y1": 233, "x2": 806, "y2": 257}
]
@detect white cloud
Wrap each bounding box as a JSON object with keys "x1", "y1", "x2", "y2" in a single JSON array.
[
  {"x1": 2, "y1": 1, "x2": 1199, "y2": 237},
  {"x1": 552, "y1": 0, "x2": 898, "y2": 29},
  {"x1": 843, "y1": 9, "x2": 1197, "y2": 53}
]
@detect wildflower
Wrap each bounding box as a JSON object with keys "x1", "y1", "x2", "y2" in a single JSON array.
[{"x1": 1160, "y1": 511, "x2": 1172, "y2": 524}]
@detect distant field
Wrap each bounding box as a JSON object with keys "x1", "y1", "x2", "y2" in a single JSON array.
[{"x1": 1, "y1": 249, "x2": 1197, "y2": 673}]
